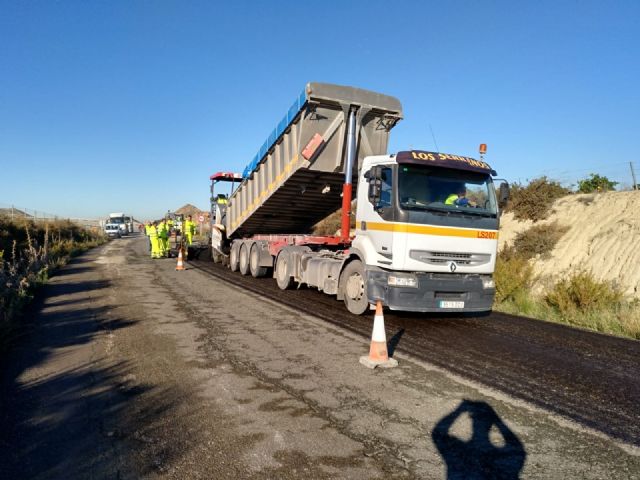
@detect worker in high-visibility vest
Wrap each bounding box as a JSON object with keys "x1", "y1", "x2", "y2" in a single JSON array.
[
  {"x1": 445, "y1": 184, "x2": 475, "y2": 208},
  {"x1": 157, "y1": 219, "x2": 169, "y2": 257},
  {"x1": 148, "y1": 222, "x2": 161, "y2": 259},
  {"x1": 184, "y1": 215, "x2": 197, "y2": 246}
]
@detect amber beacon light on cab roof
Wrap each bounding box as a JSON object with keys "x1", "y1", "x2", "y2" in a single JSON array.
[{"x1": 208, "y1": 82, "x2": 509, "y2": 315}]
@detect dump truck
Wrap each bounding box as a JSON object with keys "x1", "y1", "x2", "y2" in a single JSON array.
[{"x1": 209, "y1": 82, "x2": 509, "y2": 314}]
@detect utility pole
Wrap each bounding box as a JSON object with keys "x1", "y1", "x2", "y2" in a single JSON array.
[{"x1": 631, "y1": 162, "x2": 638, "y2": 191}]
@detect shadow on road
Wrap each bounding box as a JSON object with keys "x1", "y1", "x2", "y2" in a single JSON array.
[
  {"x1": 432, "y1": 399, "x2": 526, "y2": 479},
  {"x1": 0, "y1": 255, "x2": 215, "y2": 478},
  {"x1": 387, "y1": 328, "x2": 405, "y2": 357}
]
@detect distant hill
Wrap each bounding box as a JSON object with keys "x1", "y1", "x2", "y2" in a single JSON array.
[{"x1": 175, "y1": 204, "x2": 207, "y2": 217}]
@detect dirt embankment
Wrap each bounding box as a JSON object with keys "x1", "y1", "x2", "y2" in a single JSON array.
[{"x1": 499, "y1": 190, "x2": 640, "y2": 298}]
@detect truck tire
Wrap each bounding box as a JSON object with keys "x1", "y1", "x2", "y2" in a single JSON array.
[
  {"x1": 275, "y1": 251, "x2": 294, "y2": 290},
  {"x1": 341, "y1": 260, "x2": 368, "y2": 315},
  {"x1": 229, "y1": 243, "x2": 240, "y2": 271},
  {"x1": 250, "y1": 244, "x2": 268, "y2": 278},
  {"x1": 239, "y1": 243, "x2": 251, "y2": 275}
]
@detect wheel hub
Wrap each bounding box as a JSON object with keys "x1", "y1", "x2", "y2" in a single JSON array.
[{"x1": 346, "y1": 273, "x2": 364, "y2": 300}]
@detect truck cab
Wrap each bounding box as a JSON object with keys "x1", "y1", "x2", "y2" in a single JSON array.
[{"x1": 352, "y1": 151, "x2": 506, "y2": 313}]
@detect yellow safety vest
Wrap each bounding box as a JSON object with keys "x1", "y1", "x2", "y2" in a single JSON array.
[{"x1": 445, "y1": 194, "x2": 458, "y2": 205}]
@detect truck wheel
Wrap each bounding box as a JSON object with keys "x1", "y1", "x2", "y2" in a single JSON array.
[
  {"x1": 250, "y1": 244, "x2": 268, "y2": 278},
  {"x1": 341, "y1": 260, "x2": 368, "y2": 315},
  {"x1": 239, "y1": 243, "x2": 251, "y2": 275},
  {"x1": 229, "y1": 243, "x2": 240, "y2": 271},
  {"x1": 275, "y1": 251, "x2": 294, "y2": 290}
]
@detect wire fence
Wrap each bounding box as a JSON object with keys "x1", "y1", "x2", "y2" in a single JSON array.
[
  {"x1": 526, "y1": 161, "x2": 640, "y2": 190},
  {"x1": 0, "y1": 203, "x2": 102, "y2": 229}
]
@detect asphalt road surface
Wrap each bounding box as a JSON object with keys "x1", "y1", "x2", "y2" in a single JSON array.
[{"x1": 1, "y1": 235, "x2": 639, "y2": 479}]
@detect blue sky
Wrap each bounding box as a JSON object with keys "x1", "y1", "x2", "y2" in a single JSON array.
[{"x1": 1, "y1": 1, "x2": 638, "y2": 220}]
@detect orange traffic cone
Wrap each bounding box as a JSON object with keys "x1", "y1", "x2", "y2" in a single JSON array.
[
  {"x1": 359, "y1": 300, "x2": 398, "y2": 369},
  {"x1": 175, "y1": 247, "x2": 186, "y2": 271}
]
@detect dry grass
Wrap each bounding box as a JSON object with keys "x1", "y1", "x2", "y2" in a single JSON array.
[
  {"x1": 0, "y1": 216, "x2": 105, "y2": 352},
  {"x1": 493, "y1": 246, "x2": 534, "y2": 303},
  {"x1": 512, "y1": 222, "x2": 569, "y2": 260},
  {"x1": 494, "y1": 254, "x2": 640, "y2": 339},
  {"x1": 545, "y1": 271, "x2": 624, "y2": 313}
]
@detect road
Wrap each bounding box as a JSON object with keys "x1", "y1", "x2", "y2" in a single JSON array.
[
  {"x1": 190, "y1": 257, "x2": 640, "y2": 446},
  {"x1": 1, "y1": 235, "x2": 639, "y2": 479}
]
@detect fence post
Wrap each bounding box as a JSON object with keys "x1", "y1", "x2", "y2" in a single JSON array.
[{"x1": 631, "y1": 162, "x2": 638, "y2": 191}]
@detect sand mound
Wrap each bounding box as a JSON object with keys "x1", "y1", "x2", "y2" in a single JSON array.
[
  {"x1": 175, "y1": 204, "x2": 207, "y2": 218},
  {"x1": 499, "y1": 190, "x2": 640, "y2": 298}
]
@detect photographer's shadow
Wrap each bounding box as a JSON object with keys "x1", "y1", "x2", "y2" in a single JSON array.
[{"x1": 432, "y1": 400, "x2": 526, "y2": 479}]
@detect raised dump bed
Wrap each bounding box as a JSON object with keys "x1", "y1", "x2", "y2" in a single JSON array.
[{"x1": 226, "y1": 82, "x2": 403, "y2": 238}]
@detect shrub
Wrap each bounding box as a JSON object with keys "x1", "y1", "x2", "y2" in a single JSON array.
[
  {"x1": 0, "y1": 218, "x2": 105, "y2": 353},
  {"x1": 545, "y1": 271, "x2": 623, "y2": 315},
  {"x1": 493, "y1": 246, "x2": 534, "y2": 303},
  {"x1": 512, "y1": 222, "x2": 569, "y2": 260},
  {"x1": 506, "y1": 177, "x2": 571, "y2": 222},
  {"x1": 577, "y1": 173, "x2": 618, "y2": 193}
]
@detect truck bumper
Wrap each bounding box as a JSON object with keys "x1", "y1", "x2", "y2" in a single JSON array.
[{"x1": 366, "y1": 268, "x2": 495, "y2": 313}]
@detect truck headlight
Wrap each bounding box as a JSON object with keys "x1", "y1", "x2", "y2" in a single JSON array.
[
  {"x1": 388, "y1": 274, "x2": 418, "y2": 288},
  {"x1": 482, "y1": 278, "x2": 495, "y2": 289}
]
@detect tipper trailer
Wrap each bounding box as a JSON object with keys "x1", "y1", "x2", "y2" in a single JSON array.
[{"x1": 209, "y1": 82, "x2": 509, "y2": 314}]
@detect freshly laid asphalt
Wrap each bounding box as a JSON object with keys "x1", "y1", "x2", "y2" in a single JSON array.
[
  {"x1": 1, "y1": 235, "x2": 639, "y2": 479},
  {"x1": 190, "y1": 257, "x2": 640, "y2": 446}
]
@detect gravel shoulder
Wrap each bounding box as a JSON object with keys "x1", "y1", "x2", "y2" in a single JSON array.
[{"x1": 1, "y1": 235, "x2": 639, "y2": 479}]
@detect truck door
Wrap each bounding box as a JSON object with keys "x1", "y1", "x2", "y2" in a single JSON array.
[{"x1": 358, "y1": 165, "x2": 395, "y2": 267}]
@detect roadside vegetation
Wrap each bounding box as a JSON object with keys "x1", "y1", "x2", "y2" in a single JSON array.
[
  {"x1": 495, "y1": 264, "x2": 639, "y2": 339},
  {"x1": 577, "y1": 173, "x2": 618, "y2": 193},
  {"x1": 496, "y1": 174, "x2": 640, "y2": 339},
  {"x1": 512, "y1": 222, "x2": 569, "y2": 260},
  {"x1": 0, "y1": 217, "x2": 106, "y2": 352},
  {"x1": 505, "y1": 176, "x2": 572, "y2": 222}
]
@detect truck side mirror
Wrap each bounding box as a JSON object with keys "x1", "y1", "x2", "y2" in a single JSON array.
[
  {"x1": 498, "y1": 182, "x2": 510, "y2": 206},
  {"x1": 367, "y1": 166, "x2": 383, "y2": 204}
]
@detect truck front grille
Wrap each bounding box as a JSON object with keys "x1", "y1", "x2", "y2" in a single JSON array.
[{"x1": 410, "y1": 250, "x2": 491, "y2": 267}]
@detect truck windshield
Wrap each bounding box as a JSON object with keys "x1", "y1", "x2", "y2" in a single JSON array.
[{"x1": 398, "y1": 165, "x2": 497, "y2": 217}]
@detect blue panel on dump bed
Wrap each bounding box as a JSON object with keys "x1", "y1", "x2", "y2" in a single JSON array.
[
  {"x1": 242, "y1": 87, "x2": 308, "y2": 180},
  {"x1": 277, "y1": 116, "x2": 288, "y2": 137},
  {"x1": 287, "y1": 102, "x2": 299, "y2": 124}
]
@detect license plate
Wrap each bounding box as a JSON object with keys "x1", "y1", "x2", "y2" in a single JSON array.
[{"x1": 439, "y1": 301, "x2": 464, "y2": 309}]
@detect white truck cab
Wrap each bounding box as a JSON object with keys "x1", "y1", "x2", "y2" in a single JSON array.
[{"x1": 352, "y1": 151, "x2": 505, "y2": 313}]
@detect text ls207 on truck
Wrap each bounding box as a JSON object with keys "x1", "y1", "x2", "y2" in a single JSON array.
[{"x1": 208, "y1": 83, "x2": 509, "y2": 315}]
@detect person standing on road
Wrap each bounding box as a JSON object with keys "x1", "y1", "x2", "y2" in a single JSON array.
[
  {"x1": 148, "y1": 222, "x2": 162, "y2": 259},
  {"x1": 157, "y1": 219, "x2": 169, "y2": 257},
  {"x1": 184, "y1": 215, "x2": 196, "y2": 246}
]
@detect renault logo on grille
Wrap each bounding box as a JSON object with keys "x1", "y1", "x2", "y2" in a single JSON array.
[{"x1": 450, "y1": 262, "x2": 457, "y2": 272}]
